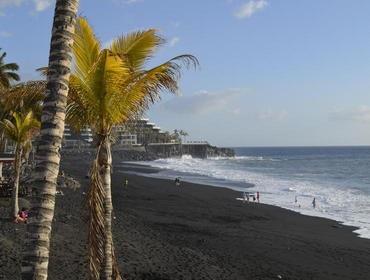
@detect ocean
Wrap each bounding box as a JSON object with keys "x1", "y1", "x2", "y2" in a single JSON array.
[{"x1": 127, "y1": 146, "x2": 370, "y2": 239}]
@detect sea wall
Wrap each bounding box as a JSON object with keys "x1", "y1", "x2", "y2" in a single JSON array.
[
  {"x1": 146, "y1": 143, "x2": 234, "y2": 159},
  {"x1": 61, "y1": 143, "x2": 234, "y2": 161}
]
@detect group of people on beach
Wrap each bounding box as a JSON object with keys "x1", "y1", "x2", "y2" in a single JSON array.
[
  {"x1": 175, "y1": 177, "x2": 181, "y2": 187},
  {"x1": 242, "y1": 191, "x2": 260, "y2": 203},
  {"x1": 295, "y1": 195, "x2": 316, "y2": 208}
]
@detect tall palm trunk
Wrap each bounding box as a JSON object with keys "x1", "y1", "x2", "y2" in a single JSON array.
[
  {"x1": 11, "y1": 144, "x2": 22, "y2": 219},
  {"x1": 21, "y1": 1, "x2": 79, "y2": 279},
  {"x1": 99, "y1": 138, "x2": 114, "y2": 280},
  {"x1": 89, "y1": 135, "x2": 121, "y2": 280}
]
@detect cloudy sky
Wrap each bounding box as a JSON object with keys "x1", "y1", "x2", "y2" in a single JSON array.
[{"x1": 1, "y1": 0, "x2": 370, "y2": 147}]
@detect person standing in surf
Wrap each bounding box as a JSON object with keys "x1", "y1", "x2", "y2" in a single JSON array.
[
  {"x1": 243, "y1": 192, "x2": 247, "y2": 203},
  {"x1": 312, "y1": 197, "x2": 316, "y2": 208},
  {"x1": 175, "y1": 177, "x2": 181, "y2": 187}
]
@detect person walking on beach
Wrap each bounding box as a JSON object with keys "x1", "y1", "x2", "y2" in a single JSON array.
[
  {"x1": 124, "y1": 178, "x2": 129, "y2": 188},
  {"x1": 257, "y1": 191, "x2": 260, "y2": 203},
  {"x1": 312, "y1": 197, "x2": 316, "y2": 208},
  {"x1": 175, "y1": 177, "x2": 181, "y2": 187}
]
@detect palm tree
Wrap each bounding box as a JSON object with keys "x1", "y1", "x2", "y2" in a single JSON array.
[
  {"x1": 1, "y1": 111, "x2": 40, "y2": 219},
  {"x1": 21, "y1": 0, "x2": 80, "y2": 279},
  {"x1": 172, "y1": 129, "x2": 181, "y2": 143},
  {"x1": 179, "y1": 130, "x2": 189, "y2": 143},
  {"x1": 67, "y1": 17, "x2": 198, "y2": 280},
  {"x1": 0, "y1": 49, "x2": 20, "y2": 89},
  {"x1": 0, "y1": 81, "x2": 45, "y2": 178}
]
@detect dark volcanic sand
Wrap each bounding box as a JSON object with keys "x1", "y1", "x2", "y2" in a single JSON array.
[{"x1": 1, "y1": 154, "x2": 370, "y2": 279}]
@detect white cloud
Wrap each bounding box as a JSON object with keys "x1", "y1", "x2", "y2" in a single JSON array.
[
  {"x1": 33, "y1": 0, "x2": 52, "y2": 12},
  {"x1": 161, "y1": 88, "x2": 241, "y2": 115},
  {"x1": 0, "y1": 0, "x2": 23, "y2": 14},
  {"x1": 257, "y1": 109, "x2": 288, "y2": 121},
  {"x1": 235, "y1": 0, "x2": 268, "y2": 19},
  {"x1": 0, "y1": 0, "x2": 52, "y2": 13},
  {"x1": 0, "y1": 0, "x2": 23, "y2": 8},
  {"x1": 169, "y1": 37, "x2": 180, "y2": 47},
  {"x1": 329, "y1": 106, "x2": 370, "y2": 123},
  {"x1": 0, "y1": 31, "x2": 12, "y2": 37}
]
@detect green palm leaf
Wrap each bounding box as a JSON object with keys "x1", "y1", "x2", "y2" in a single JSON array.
[
  {"x1": 110, "y1": 29, "x2": 164, "y2": 71},
  {"x1": 0, "y1": 49, "x2": 20, "y2": 88}
]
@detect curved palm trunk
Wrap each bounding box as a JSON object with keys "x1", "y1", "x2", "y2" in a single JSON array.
[
  {"x1": 88, "y1": 136, "x2": 121, "y2": 280},
  {"x1": 11, "y1": 144, "x2": 22, "y2": 219},
  {"x1": 99, "y1": 139, "x2": 114, "y2": 280},
  {"x1": 21, "y1": 1, "x2": 79, "y2": 279}
]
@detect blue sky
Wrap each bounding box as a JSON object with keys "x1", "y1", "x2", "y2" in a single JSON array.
[{"x1": 1, "y1": 0, "x2": 370, "y2": 147}]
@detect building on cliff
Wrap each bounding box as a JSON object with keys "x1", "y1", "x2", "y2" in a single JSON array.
[
  {"x1": 113, "y1": 118, "x2": 170, "y2": 146},
  {"x1": 63, "y1": 125, "x2": 93, "y2": 148},
  {"x1": 61, "y1": 120, "x2": 234, "y2": 159}
]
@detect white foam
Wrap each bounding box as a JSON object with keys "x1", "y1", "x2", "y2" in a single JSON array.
[{"x1": 130, "y1": 156, "x2": 370, "y2": 239}]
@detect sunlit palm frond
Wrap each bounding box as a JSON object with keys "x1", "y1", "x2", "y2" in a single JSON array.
[
  {"x1": 73, "y1": 17, "x2": 101, "y2": 79},
  {"x1": 66, "y1": 74, "x2": 92, "y2": 132},
  {"x1": 18, "y1": 111, "x2": 40, "y2": 143},
  {"x1": 110, "y1": 29, "x2": 164, "y2": 71},
  {"x1": 68, "y1": 49, "x2": 129, "y2": 133},
  {"x1": 125, "y1": 54, "x2": 199, "y2": 105},
  {"x1": 0, "y1": 111, "x2": 40, "y2": 144}
]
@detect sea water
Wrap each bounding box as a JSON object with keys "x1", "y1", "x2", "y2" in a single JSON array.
[{"x1": 126, "y1": 146, "x2": 370, "y2": 239}]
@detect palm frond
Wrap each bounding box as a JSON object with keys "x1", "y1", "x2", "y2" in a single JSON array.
[
  {"x1": 0, "y1": 80, "x2": 45, "y2": 120},
  {"x1": 68, "y1": 49, "x2": 129, "y2": 132},
  {"x1": 0, "y1": 62, "x2": 19, "y2": 72},
  {"x1": 0, "y1": 49, "x2": 20, "y2": 88},
  {"x1": 110, "y1": 29, "x2": 164, "y2": 71},
  {"x1": 3, "y1": 72, "x2": 20, "y2": 82},
  {"x1": 0, "y1": 119, "x2": 18, "y2": 141},
  {"x1": 0, "y1": 75, "x2": 10, "y2": 88},
  {"x1": 0, "y1": 111, "x2": 40, "y2": 144},
  {"x1": 122, "y1": 54, "x2": 199, "y2": 106},
  {"x1": 73, "y1": 17, "x2": 101, "y2": 79},
  {"x1": 0, "y1": 50, "x2": 6, "y2": 61},
  {"x1": 36, "y1": 67, "x2": 48, "y2": 77}
]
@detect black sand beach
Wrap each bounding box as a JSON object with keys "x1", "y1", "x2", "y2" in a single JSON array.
[{"x1": 1, "y1": 154, "x2": 370, "y2": 279}]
